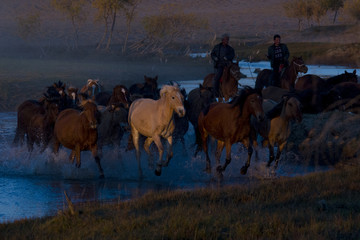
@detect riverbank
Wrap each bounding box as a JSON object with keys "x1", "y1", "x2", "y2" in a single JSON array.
[{"x1": 1, "y1": 165, "x2": 359, "y2": 239}]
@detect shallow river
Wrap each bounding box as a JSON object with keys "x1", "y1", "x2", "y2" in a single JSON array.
[{"x1": 1, "y1": 61, "x2": 357, "y2": 223}]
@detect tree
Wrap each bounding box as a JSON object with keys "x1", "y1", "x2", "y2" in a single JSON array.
[
  {"x1": 283, "y1": 0, "x2": 327, "y2": 29},
  {"x1": 323, "y1": 0, "x2": 344, "y2": 23},
  {"x1": 344, "y1": 0, "x2": 360, "y2": 22},
  {"x1": 51, "y1": 0, "x2": 88, "y2": 49},
  {"x1": 92, "y1": 0, "x2": 130, "y2": 50},
  {"x1": 122, "y1": 0, "x2": 141, "y2": 53},
  {"x1": 16, "y1": 13, "x2": 41, "y2": 41},
  {"x1": 135, "y1": 3, "x2": 208, "y2": 55}
]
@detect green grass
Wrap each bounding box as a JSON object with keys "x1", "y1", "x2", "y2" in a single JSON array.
[{"x1": 1, "y1": 166, "x2": 359, "y2": 239}]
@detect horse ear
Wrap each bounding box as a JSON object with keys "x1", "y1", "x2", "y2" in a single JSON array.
[
  {"x1": 154, "y1": 75, "x2": 158, "y2": 81},
  {"x1": 353, "y1": 70, "x2": 356, "y2": 75}
]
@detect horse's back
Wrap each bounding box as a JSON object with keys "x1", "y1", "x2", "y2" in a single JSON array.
[
  {"x1": 295, "y1": 74, "x2": 326, "y2": 91},
  {"x1": 262, "y1": 86, "x2": 288, "y2": 103},
  {"x1": 203, "y1": 73, "x2": 214, "y2": 88},
  {"x1": 255, "y1": 69, "x2": 272, "y2": 90}
]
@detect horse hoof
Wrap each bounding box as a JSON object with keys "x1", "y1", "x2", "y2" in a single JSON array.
[
  {"x1": 240, "y1": 166, "x2": 248, "y2": 175},
  {"x1": 155, "y1": 169, "x2": 162, "y2": 176},
  {"x1": 216, "y1": 165, "x2": 223, "y2": 173}
]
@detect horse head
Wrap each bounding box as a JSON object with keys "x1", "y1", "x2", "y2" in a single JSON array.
[
  {"x1": 232, "y1": 87, "x2": 264, "y2": 122},
  {"x1": 344, "y1": 70, "x2": 358, "y2": 83},
  {"x1": 292, "y1": 56, "x2": 308, "y2": 74},
  {"x1": 67, "y1": 86, "x2": 79, "y2": 106},
  {"x1": 283, "y1": 95, "x2": 303, "y2": 123},
  {"x1": 109, "y1": 85, "x2": 131, "y2": 109},
  {"x1": 160, "y1": 85, "x2": 186, "y2": 118},
  {"x1": 53, "y1": 81, "x2": 66, "y2": 97},
  {"x1": 228, "y1": 62, "x2": 242, "y2": 80},
  {"x1": 80, "y1": 100, "x2": 100, "y2": 129}
]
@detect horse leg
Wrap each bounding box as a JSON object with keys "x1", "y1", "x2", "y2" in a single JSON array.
[
  {"x1": 144, "y1": 137, "x2": 154, "y2": 169},
  {"x1": 131, "y1": 126, "x2": 142, "y2": 177},
  {"x1": 69, "y1": 150, "x2": 76, "y2": 164},
  {"x1": 221, "y1": 141, "x2": 232, "y2": 172},
  {"x1": 75, "y1": 145, "x2": 81, "y2": 168},
  {"x1": 215, "y1": 140, "x2": 225, "y2": 171},
  {"x1": 240, "y1": 141, "x2": 253, "y2": 175},
  {"x1": 153, "y1": 135, "x2": 164, "y2": 176},
  {"x1": 91, "y1": 146, "x2": 104, "y2": 179},
  {"x1": 274, "y1": 142, "x2": 286, "y2": 168},
  {"x1": 267, "y1": 144, "x2": 275, "y2": 167},
  {"x1": 163, "y1": 136, "x2": 173, "y2": 167}
]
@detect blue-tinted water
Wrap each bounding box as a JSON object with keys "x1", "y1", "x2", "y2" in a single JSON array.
[{"x1": 0, "y1": 110, "x2": 331, "y2": 223}]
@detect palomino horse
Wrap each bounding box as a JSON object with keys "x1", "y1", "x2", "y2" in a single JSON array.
[
  {"x1": 80, "y1": 79, "x2": 102, "y2": 100},
  {"x1": 203, "y1": 61, "x2": 242, "y2": 101},
  {"x1": 251, "y1": 94, "x2": 303, "y2": 168},
  {"x1": 53, "y1": 100, "x2": 104, "y2": 178},
  {"x1": 255, "y1": 56, "x2": 308, "y2": 90},
  {"x1": 198, "y1": 86, "x2": 264, "y2": 177},
  {"x1": 128, "y1": 84, "x2": 186, "y2": 177}
]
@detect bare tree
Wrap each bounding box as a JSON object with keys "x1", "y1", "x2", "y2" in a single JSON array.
[
  {"x1": 122, "y1": 0, "x2": 141, "y2": 54},
  {"x1": 51, "y1": 0, "x2": 89, "y2": 49},
  {"x1": 92, "y1": 0, "x2": 129, "y2": 50},
  {"x1": 344, "y1": 0, "x2": 360, "y2": 22},
  {"x1": 323, "y1": 0, "x2": 344, "y2": 23}
]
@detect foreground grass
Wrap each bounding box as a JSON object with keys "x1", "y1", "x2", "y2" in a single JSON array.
[{"x1": 1, "y1": 166, "x2": 359, "y2": 240}]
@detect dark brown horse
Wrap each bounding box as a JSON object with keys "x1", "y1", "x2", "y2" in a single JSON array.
[
  {"x1": 53, "y1": 100, "x2": 104, "y2": 178},
  {"x1": 27, "y1": 101, "x2": 59, "y2": 152},
  {"x1": 13, "y1": 85, "x2": 61, "y2": 146},
  {"x1": 186, "y1": 84, "x2": 216, "y2": 156},
  {"x1": 295, "y1": 70, "x2": 357, "y2": 92},
  {"x1": 107, "y1": 85, "x2": 131, "y2": 109},
  {"x1": 129, "y1": 75, "x2": 159, "y2": 101},
  {"x1": 255, "y1": 56, "x2": 308, "y2": 90},
  {"x1": 203, "y1": 61, "x2": 242, "y2": 101},
  {"x1": 198, "y1": 86, "x2": 264, "y2": 177}
]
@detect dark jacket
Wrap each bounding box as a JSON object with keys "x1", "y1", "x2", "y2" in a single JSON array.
[
  {"x1": 211, "y1": 42, "x2": 235, "y2": 68},
  {"x1": 267, "y1": 43, "x2": 289, "y2": 68}
]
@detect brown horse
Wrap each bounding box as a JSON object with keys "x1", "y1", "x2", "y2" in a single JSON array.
[
  {"x1": 13, "y1": 85, "x2": 61, "y2": 146},
  {"x1": 203, "y1": 61, "x2": 242, "y2": 101},
  {"x1": 27, "y1": 101, "x2": 59, "y2": 152},
  {"x1": 80, "y1": 79, "x2": 102, "y2": 100},
  {"x1": 107, "y1": 85, "x2": 131, "y2": 109},
  {"x1": 255, "y1": 56, "x2": 308, "y2": 90},
  {"x1": 198, "y1": 86, "x2": 264, "y2": 177},
  {"x1": 128, "y1": 84, "x2": 185, "y2": 177},
  {"x1": 53, "y1": 100, "x2": 104, "y2": 178},
  {"x1": 251, "y1": 94, "x2": 303, "y2": 168}
]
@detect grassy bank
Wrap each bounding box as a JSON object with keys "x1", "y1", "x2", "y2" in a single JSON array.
[{"x1": 1, "y1": 166, "x2": 359, "y2": 239}]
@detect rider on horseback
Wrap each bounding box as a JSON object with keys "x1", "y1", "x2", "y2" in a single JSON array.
[
  {"x1": 210, "y1": 33, "x2": 235, "y2": 97},
  {"x1": 267, "y1": 34, "x2": 289, "y2": 87}
]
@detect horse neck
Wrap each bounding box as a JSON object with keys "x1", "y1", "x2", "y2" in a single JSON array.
[
  {"x1": 222, "y1": 66, "x2": 230, "y2": 82},
  {"x1": 158, "y1": 97, "x2": 175, "y2": 121},
  {"x1": 282, "y1": 62, "x2": 297, "y2": 89}
]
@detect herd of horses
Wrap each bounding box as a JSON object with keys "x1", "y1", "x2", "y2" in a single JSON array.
[{"x1": 11, "y1": 58, "x2": 359, "y2": 179}]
